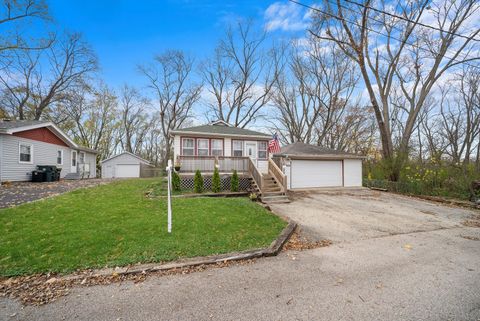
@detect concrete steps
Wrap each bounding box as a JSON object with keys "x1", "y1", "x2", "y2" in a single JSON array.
[{"x1": 64, "y1": 173, "x2": 82, "y2": 180}]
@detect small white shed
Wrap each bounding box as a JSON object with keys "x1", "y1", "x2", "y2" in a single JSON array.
[
  {"x1": 273, "y1": 142, "x2": 365, "y2": 190},
  {"x1": 101, "y1": 152, "x2": 152, "y2": 178}
]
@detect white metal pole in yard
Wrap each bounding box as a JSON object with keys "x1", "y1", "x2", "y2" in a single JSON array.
[{"x1": 166, "y1": 159, "x2": 173, "y2": 233}]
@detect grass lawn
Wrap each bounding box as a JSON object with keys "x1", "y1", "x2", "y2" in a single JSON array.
[{"x1": 0, "y1": 179, "x2": 286, "y2": 277}]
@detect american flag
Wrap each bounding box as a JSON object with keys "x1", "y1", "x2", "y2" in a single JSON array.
[{"x1": 268, "y1": 133, "x2": 281, "y2": 154}]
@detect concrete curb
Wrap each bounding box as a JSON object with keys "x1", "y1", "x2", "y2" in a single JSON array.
[{"x1": 62, "y1": 220, "x2": 297, "y2": 281}]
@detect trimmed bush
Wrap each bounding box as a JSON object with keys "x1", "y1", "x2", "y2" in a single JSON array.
[
  {"x1": 172, "y1": 171, "x2": 181, "y2": 192},
  {"x1": 194, "y1": 170, "x2": 204, "y2": 193},
  {"x1": 231, "y1": 170, "x2": 239, "y2": 192},
  {"x1": 212, "y1": 167, "x2": 221, "y2": 193}
]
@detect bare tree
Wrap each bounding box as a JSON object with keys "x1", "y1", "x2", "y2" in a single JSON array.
[
  {"x1": 313, "y1": 0, "x2": 480, "y2": 179},
  {"x1": 139, "y1": 50, "x2": 201, "y2": 164},
  {"x1": 117, "y1": 85, "x2": 149, "y2": 154},
  {"x1": 269, "y1": 40, "x2": 323, "y2": 144},
  {"x1": 62, "y1": 83, "x2": 119, "y2": 160},
  {"x1": 270, "y1": 36, "x2": 374, "y2": 152},
  {"x1": 201, "y1": 21, "x2": 277, "y2": 128},
  {"x1": 0, "y1": 0, "x2": 51, "y2": 54},
  {"x1": 418, "y1": 99, "x2": 448, "y2": 161},
  {"x1": 0, "y1": 32, "x2": 97, "y2": 120},
  {"x1": 436, "y1": 67, "x2": 480, "y2": 163}
]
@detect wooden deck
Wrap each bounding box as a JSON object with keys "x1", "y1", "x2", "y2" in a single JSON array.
[{"x1": 176, "y1": 155, "x2": 287, "y2": 196}]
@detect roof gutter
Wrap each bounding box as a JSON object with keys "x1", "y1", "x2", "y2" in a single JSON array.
[
  {"x1": 170, "y1": 130, "x2": 271, "y2": 140},
  {"x1": 273, "y1": 153, "x2": 366, "y2": 160}
]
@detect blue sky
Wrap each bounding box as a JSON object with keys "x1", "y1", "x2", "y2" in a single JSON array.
[{"x1": 47, "y1": 0, "x2": 306, "y2": 89}]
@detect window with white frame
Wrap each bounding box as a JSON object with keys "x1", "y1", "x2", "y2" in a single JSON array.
[
  {"x1": 19, "y1": 143, "x2": 33, "y2": 163},
  {"x1": 182, "y1": 138, "x2": 194, "y2": 156},
  {"x1": 232, "y1": 140, "x2": 243, "y2": 157},
  {"x1": 79, "y1": 152, "x2": 85, "y2": 164},
  {"x1": 197, "y1": 138, "x2": 209, "y2": 156},
  {"x1": 57, "y1": 150, "x2": 63, "y2": 165},
  {"x1": 258, "y1": 141, "x2": 267, "y2": 159},
  {"x1": 211, "y1": 139, "x2": 223, "y2": 156}
]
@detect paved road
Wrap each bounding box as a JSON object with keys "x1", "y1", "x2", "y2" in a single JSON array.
[
  {"x1": 2, "y1": 190, "x2": 480, "y2": 321},
  {"x1": 2, "y1": 227, "x2": 479, "y2": 321}
]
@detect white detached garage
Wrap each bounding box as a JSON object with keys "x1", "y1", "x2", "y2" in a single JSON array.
[
  {"x1": 273, "y1": 142, "x2": 365, "y2": 190},
  {"x1": 101, "y1": 152, "x2": 152, "y2": 178}
]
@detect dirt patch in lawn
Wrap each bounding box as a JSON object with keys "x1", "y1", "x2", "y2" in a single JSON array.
[{"x1": 0, "y1": 259, "x2": 257, "y2": 306}]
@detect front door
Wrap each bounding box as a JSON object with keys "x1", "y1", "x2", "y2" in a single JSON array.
[
  {"x1": 71, "y1": 151, "x2": 77, "y2": 173},
  {"x1": 246, "y1": 142, "x2": 257, "y2": 165}
]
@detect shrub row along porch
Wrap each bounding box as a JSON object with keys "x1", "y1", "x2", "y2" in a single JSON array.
[{"x1": 177, "y1": 155, "x2": 288, "y2": 203}]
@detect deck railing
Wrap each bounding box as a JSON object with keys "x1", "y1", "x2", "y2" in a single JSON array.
[
  {"x1": 78, "y1": 163, "x2": 91, "y2": 178},
  {"x1": 248, "y1": 157, "x2": 264, "y2": 191},
  {"x1": 178, "y1": 156, "x2": 216, "y2": 172},
  {"x1": 217, "y1": 156, "x2": 249, "y2": 172},
  {"x1": 178, "y1": 156, "x2": 249, "y2": 173},
  {"x1": 268, "y1": 158, "x2": 287, "y2": 193}
]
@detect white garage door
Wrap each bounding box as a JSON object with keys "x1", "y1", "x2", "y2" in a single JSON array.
[
  {"x1": 291, "y1": 160, "x2": 343, "y2": 188},
  {"x1": 115, "y1": 164, "x2": 140, "y2": 178}
]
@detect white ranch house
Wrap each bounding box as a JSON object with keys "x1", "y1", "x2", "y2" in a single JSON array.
[
  {"x1": 171, "y1": 120, "x2": 271, "y2": 174},
  {"x1": 171, "y1": 121, "x2": 364, "y2": 202}
]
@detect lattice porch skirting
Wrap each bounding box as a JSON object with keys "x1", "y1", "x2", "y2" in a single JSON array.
[{"x1": 180, "y1": 174, "x2": 252, "y2": 191}]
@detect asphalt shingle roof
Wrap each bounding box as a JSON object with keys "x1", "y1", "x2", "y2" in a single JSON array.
[
  {"x1": 276, "y1": 142, "x2": 365, "y2": 158},
  {"x1": 172, "y1": 123, "x2": 271, "y2": 138},
  {"x1": 0, "y1": 120, "x2": 49, "y2": 130}
]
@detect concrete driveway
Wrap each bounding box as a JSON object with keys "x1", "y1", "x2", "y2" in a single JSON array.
[
  {"x1": 270, "y1": 188, "x2": 473, "y2": 242},
  {"x1": 1, "y1": 189, "x2": 480, "y2": 321}
]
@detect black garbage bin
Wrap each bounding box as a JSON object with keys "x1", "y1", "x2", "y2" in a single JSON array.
[
  {"x1": 37, "y1": 165, "x2": 58, "y2": 182},
  {"x1": 32, "y1": 170, "x2": 45, "y2": 182},
  {"x1": 44, "y1": 170, "x2": 54, "y2": 182},
  {"x1": 54, "y1": 168, "x2": 62, "y2": 181}
]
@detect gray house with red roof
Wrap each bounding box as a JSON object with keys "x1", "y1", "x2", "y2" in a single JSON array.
[{"x1": 0, "y1": 120, "x2": 97, "y2": 182}]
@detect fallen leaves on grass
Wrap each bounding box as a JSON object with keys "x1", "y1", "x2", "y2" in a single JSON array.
[
  {"x1": 283, "y1": 231, "x2": 332, "y2": 251},
  {"x1": 0, "y1": 259, "x2": 256, "y2": 306}
]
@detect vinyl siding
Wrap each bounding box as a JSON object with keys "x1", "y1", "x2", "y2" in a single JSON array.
[
  {"x1": 173, "y1": 135, "x2": 181, "y2": 161},
  {"x1": 101, "y1": 153, "x2": 149, "y2": 178},
  {"x1": 0, "y1": 134, "x2": 73, "y2": 181},
  {"x1": 257, "y1": 160, "x2": 268, "y2": 173},
  {"x1": 0, "y1": 134, "x2": 97, "y2": 182},
  {"x1": 224, "y1": 137, "x2": 232, "y2": 157}
]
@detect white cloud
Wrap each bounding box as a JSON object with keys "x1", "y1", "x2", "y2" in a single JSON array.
[{"x1": 264, "y1": 2, "x2": 309, "y2": 32}]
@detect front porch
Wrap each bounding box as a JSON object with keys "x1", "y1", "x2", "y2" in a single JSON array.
[
  {"x1": 176, "y1": 155, "x2": 289, "y2": 203},
  {"x1": 177, "y1": 156, "x2": 250, "y2": 174}
]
